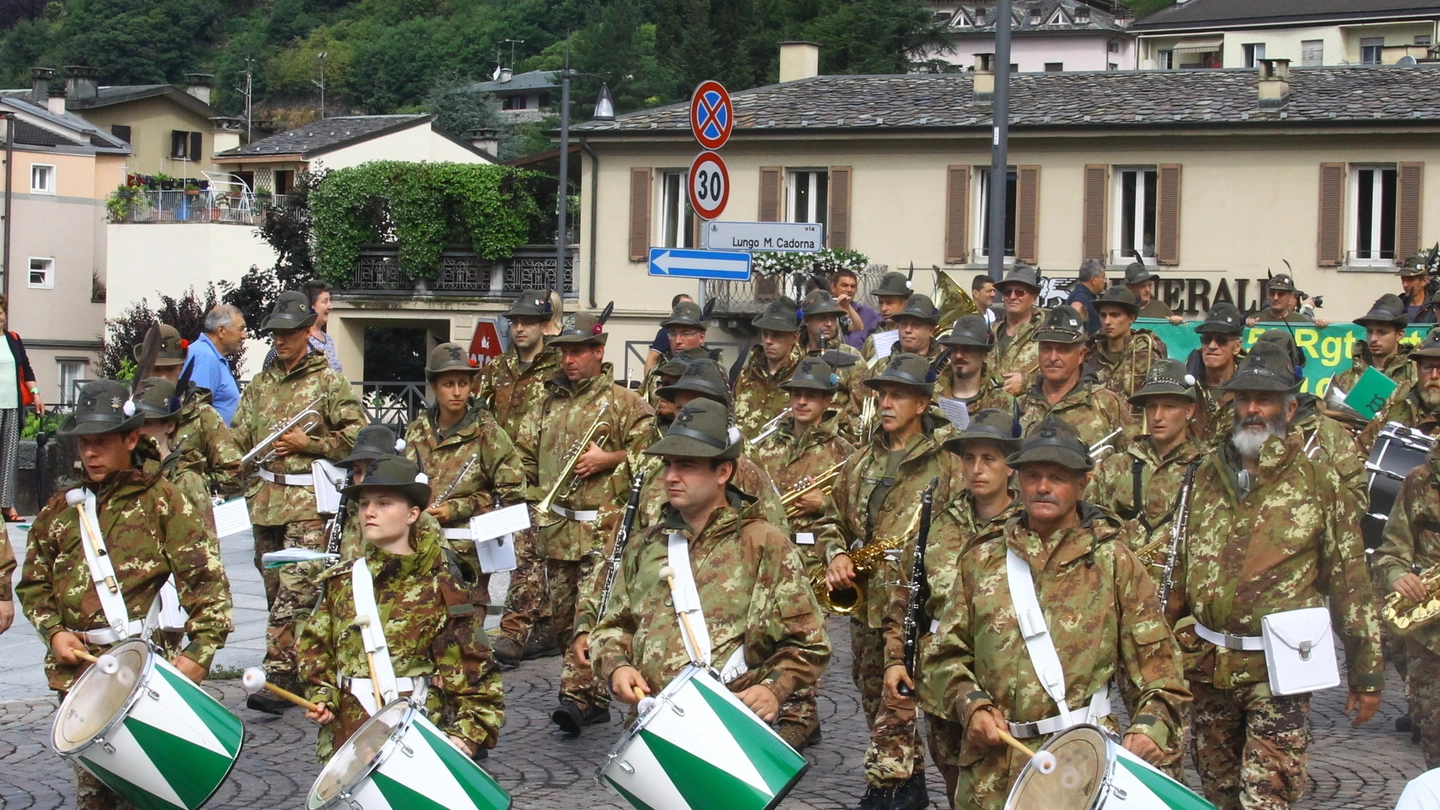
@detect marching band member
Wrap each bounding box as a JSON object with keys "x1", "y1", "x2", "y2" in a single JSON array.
[
  {"x1": 1086, "y1": 287, "x2": 1167, "y2": 408},
  {"x1": 297, "y1": 454, "x2": 503, "y2": 761},
  {"x1": 232, "y1": 290, "x2": 364, "y2": 714},
  {"x1": 1017, "y1": 306, "x2": 1132, "y2": 449},
  {"x1": 641, "y1": 299, "x2": 713, "y2": 409},
  {"x1": 1333, "y1": 295, "x2": 1415, "y2": 393},
  {"x1": 926, "y1": 416, "x2": 1189, "y2": 810},
  {"x1": 0, "y1": 529, "x2": 12, "y2": 634},
  {"x1": 1188, "y1": 302, "x2": 1246, "y2": 447},
  {"x1": 592, "y1": 397, "x2": 830, "y2": 724},
  {"x1": 800, "y1": 289, "x2": 866, "y2": 440},
  {"x1": 512, "y1": 309, "x2": 654, "y2": 736},
  {"x1": 935, "y1": 314, "x2": 1014, "y2": 416},
  {"x1": 17, "y1": 379, "x2": 232, "y2": 810},
  {"x1": 132, "y1": 378, "x2": 220, "y2": 539},
  {"x1": 333, "y1": 423, "x2": 408, "y2": 559},
  {"x1": 860, "y1": 271, "x2": 916, "y2": 362},
  {"x1": 893, "y1": 294, "x2": 946, "y2": 364},
  {"x1": 140, "y1": 324, "x2": 243, "y2": 500},
  {"x1": 1363, "y1": 330, "x2": 1440, "y2": 451},
  {"x1": 734, "y1": 297, "x2": 805, "y2": 438},
  {"x1": 990, "y1": 264, "x2": 1046, "y2": 395}
]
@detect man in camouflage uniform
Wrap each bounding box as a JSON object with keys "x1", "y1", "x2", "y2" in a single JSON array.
[
  {"x1": 1189, "y1": 302, "x2": 1246, "y2": 447},
  {"x1": 512, "y1": 310, "x2": 654, "y2": 735},
  {"x1": 232, "y1": 290, "x2": 364, "y2": 708},
  {"x1": 1086, "y1": 287, "x2": 1167, "y2": 409},
  {"x1": 140, "y1": 323, "x2": 244, "y2": 500},
  {"x1": 1017, "y1": 306, "x2": 1132, "y2": 450},
  {"x1": 821, "y1": 352, "x2": 962, "y2": 810},
  {"x1": 936, "y1": 314, "x2": 1013, "y2": 419},
  {"x1": 991, "y1": 264, "x2": 1046, "y2": 395},
  {"x1": 800, "y1": 289, "x2": 866, "y2": 441},
  {"x1": 593, "y1": 397, "x2": 831, "y2": 734},
  {"x1": 297, "y1": 455, "x2": 503, "y2": 761},
  {"x1": 860, "y1": 271, "x2": 916, "y2": 362},
  {"x1": 0, "y1": 529, "x2": 12, "y2": 634},
  {"x1": 733, "y1": 297, "x2": 805, "y2": 438},
  {"x1": 132, "y1": 377, "x2": 222, "y2": 555},
  {"x1": 883, "y1": 409, "x2": 1020, "y2": 805},
  {"x1": 1363, "y1": 329, "x2": 1440, "y2": 451},
  {"x1": 1333, "y1": 294, "x2": 1416, "y2": 394},
  {"x1": 1250, "y1": 273, "x2": 1317, "y2": 325},
  {"x1": 926, "y1": 416, "x2": 1190, "y2": 810},
  {"x1": 893, "y1": 294, "x2": 945, "y2": 364},
  {"x1": 641, "y1": 299, "x2": 714, "y2": 408},
  {"x1": 1168, "y1": 343, "x2": 1384, "y2": 810},
  {"x1": 1124, "y1": 260, "x2": 1181, "y2": 321},
  {"x1": 478, "y1": 291, "x2": 563, "y2": 659},
  {"x1": 17, "y1": 379, "x2": 232, "y2": 810}
]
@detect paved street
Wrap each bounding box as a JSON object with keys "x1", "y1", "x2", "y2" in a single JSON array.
[{"x1": 0, "y1": 524, "x2": 1428, "y2": 808}]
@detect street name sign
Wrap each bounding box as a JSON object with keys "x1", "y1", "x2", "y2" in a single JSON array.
[
  {"x1": 648, "y1": 247, "x2": 752, "y2": 281},
  {"x1": 704, "y1": 221, "x2": 823, "y2": 253},
  {"x1": 689, "y1": 80, "x2": 733, "y2": 151},
  {"x1": 687, "y1": 151, "x2": 730, "y2": 220}
]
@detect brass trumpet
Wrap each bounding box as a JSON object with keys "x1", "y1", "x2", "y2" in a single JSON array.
[
  {"x1": 780, "y1": 461, "x2": 845, "y2": 518},
  {"x1": 242, "y1": 395, "x2": 325, "y2": 465},
  {"x1": 536, "y1": 402, "x2": 611, "y2": 517},
  {"x1": 1381, "y1": 563, "x2": 1440, "y2": 634}
]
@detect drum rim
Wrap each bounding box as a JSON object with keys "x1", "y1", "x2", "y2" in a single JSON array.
[
  {"x1": 50, "y1": 639, "x2": 156, "y2": 758},
  {"x1": 1004, "y1": 723, "x2": 1116, "y2": 810},
  {"x1": 309, "y1": 698, "x2": 421, "y2": 809},
  {"x1": 595, "y1": 664, "x2": 706, "y2": 784}
]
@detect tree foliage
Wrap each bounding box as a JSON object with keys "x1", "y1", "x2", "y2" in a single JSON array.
[
  {"x1": 222, "y1": 170, "x2": 321, "y2": 329},
  {"x1": 100, "y1": 285, "x2": 242, "y2": 380}
]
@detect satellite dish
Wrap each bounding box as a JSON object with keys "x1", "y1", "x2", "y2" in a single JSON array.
[{"x1": 1398, "y1": 55, "x2": 1418, "y2": 66}]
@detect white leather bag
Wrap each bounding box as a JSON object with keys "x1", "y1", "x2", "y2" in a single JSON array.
[
  {"x1": 1261, "y1": 607, "x2": 1340, "y2": 696},
  {"x1": 311, "y1": 459, "x2": 346, "y2": 516}
]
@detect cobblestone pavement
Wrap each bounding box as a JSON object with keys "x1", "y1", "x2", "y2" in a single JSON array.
[{"x1": 0, "y1": 526, "x2": 1429, "y2": 808}]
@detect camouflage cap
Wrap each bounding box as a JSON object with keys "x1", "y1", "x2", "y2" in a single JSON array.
[
  {"x1": 1123, "y1": 261, "x2": 1157, "y2": 286},
  {"x1": 1220, "y1": 341, "x2": 1302, "y2": 393},
  {"x1": 1195, "y1": 302, "x2": 1244, "y2": 335},
  {"x1": 658, "y1": 357, "x2": 731, "y2": 405},
  {"x1": 872, "y1": 271, "x2": 915, "y2": 299},
  {"x1": 1006, "y1": 414, "x2": 1093, "y2": 471},
  {"x1": 997, "y1": 263, "x2": 1041, "y2": 294},
  {"x1": 660, "y1": 301, "x2": 707, "y2": 329},
  {"x1": 752, "y1": 296, "x2": 802, "y2": 332},
  {"x1": 424, "y1": 341, "x2": 478, "y2": 379},
  {"x1": 505, "y1": 290, "x2": 555, "y2": 319},
  {"x1": 864, "y1": 352, "x2": 934, "y2": 396},
  {"x1": 781, "y1": 356, "x2": 839, "y2": 392},
  {"x1": 1266, "y1": 274, "x2": 1298, "y2": 294},
  {"x1": 644, "y1": 397, "x2": 742, "y2": 460},
  {"x1": 134, "y1": 324, "x2": 188, "y2": 367},
  {"x1": 1255, "y1": 329, "x2": 1305, "y2": 373},
  {"x1": 942, "y1": 407, "x2": 1022, "y2": 457},
  {"x1": 895, "y1": 294, "x2": 941, "y2": 325},
  {"x1": 1129, "y1": 358, "x2": 1197, "y2": 405},
  {"x1": 1095, "y1": 286, "x2": 1139, "y2": 316},
  {"x1": 1354, "y1": 294, "x2": 1409, "y2": 328},
  {"x1": 58, "y1": 379, "x2": 144, "y2": 436},
  {"x1": 132, "y1": 377, "x2": 182, "y2": 421},
  {"x1": 259, "y1": 290, "x2": 317, "y2": 332},
  {"x1": 339, "y1": 424, "x2": 402, "y2": 467},
  {"x1": 801, "y1": 289, "x2": 845, "y2": 318},
  {"x1": 340, "y1": 453, "x2": 431, "y2": 506},
  {"x1": 1035, "y1": 305, "x2": 1087, "y2": 345},
  {"x1": 657, "y1": 346, "x2": 716, "y2": 378},
  {"x1": 938, "y1": 314, "x2": 995, "y2": 349},
  {"x1": 1412, "y1": 328, "x2": 1440, "y2": 360},
  {"x1": 549, "y1": 311, "x2": 609, "y2": 346}
]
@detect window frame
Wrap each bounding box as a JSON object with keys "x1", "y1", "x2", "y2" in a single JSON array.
[
  {"x1": 1348, "y1": 164, "x2": 1399, "y2": 266},
  {"x1": 974, "y1": 166, "x2": 1018, "y2": 262},
  {"x1": 56, "y1": 358, "x2": 87, "y2": 405},
  {"x1": 29, "y1": 163, "x2": 54, "y2": 195},
  {"x1": 1360, "y1": 37, "x2": 1385, "y2": 65},
  {"x1": 1243, "y1": 43, "x2": 1266, "y2": 68},
  {"x1": 1112, "y1": 166, "x2": 1159, "y2": 262},
  {"x1": 1044, "y1": 62, "x2": 1064, "y2": 72},
  {"x1": 1157, "y1": 49, "x2": 1174, "y2": 69},
  {"x1": 656, "y1": 168, "x2": 697, "y2": 249},
  {"x1": 786, "y1": 169, "x2": 829, "y2": 227},
  {"x1": 27, "y1": 256, "x2": 54, "y2": 289}
]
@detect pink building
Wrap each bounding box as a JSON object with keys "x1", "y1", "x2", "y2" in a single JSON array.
[{"x1": 928, "y1": 0, "x2": 1138, "y2": 72}]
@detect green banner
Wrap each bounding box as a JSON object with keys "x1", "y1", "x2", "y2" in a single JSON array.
[{"x1": 1140, "y1": 318, "x2": 1431, "y2": 397}]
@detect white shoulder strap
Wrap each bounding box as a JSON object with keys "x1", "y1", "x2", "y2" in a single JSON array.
[
  {"x1": 73, "y1": 490, "x2": 133, "y2": 639},
  {"x1": 350, "y1": 559, "x2": 399, "y2": 715},
  {"x1": 666, "y1": 533, "x2": 712, "y2": 667},
  {"x1": 1005, "y1": 548, "x2": 1073, "y2": 727}
]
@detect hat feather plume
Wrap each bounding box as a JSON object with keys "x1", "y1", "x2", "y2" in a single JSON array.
[
  {"x1": 598, "y1": 301, "x2": 615, "y2": 326},
  {"x1": 700, "y1": 299, "x2": 716, "y2": 321},
  {"x1": 133, "y1": 325, "x2": 161, "y2": 395}
]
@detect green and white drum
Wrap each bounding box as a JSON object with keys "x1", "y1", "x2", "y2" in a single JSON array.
[
  {"x1": 51, "y1": 639, "x2": 244, "y2": 810},
  {"x1": 1004, "y1": 724, "x2": 1214, "y2": 810},
  {"x1": 597, "y1": 664, "x2": 809, "y2": 810},
  {"x1": 308, "y1": 698, "x2": 510, "y2": 810}
]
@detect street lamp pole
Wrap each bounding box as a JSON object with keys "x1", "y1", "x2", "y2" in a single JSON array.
[
  {"x1": 557, "y1": 46, "x2": 572, "y2": 289},
  {"x1": 987, "y1": 0, "x2": 1013, "y2": 283}
]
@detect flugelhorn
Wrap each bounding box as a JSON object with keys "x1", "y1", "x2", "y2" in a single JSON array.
[
  {"x1": 536, "y1": 402, "x2": 611, "y2": 517},
  {"x1": 780, "y1": 461, "x2": 845, "y2": 518},
  {"x1": 1323, "y1": 382, "x2": 1369, "y2": 429},
  {"x1": 242, "y1": 395, "x2": 325, "y2": 465}
]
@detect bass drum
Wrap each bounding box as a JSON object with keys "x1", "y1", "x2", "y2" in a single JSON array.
[
  {"x1": 1363, "y1": 422, "x2": 1436, "y2": 549},
  {"x1": 1004, "y1": 724, "x2": 1213, "y2": 810}
]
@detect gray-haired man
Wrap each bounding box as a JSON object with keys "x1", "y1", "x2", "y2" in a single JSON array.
[{"x1": 187, "y1": 304, "x2": 247, "y2": 425}]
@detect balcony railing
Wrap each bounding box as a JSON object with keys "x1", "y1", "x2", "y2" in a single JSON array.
[
  {"x1": 704, "y1": 265, "x2": 889, "y2": 319},
  {"x1": 346, "y1": 244, "x2": 577, "y2": 296},
  {"x1": 110, "y1": 189, "x2": 295, "y2": 225}
]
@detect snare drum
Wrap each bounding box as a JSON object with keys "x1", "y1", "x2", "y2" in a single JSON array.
[
  {"x1": 597, "y1": 664, "x2": 808, "y2": 810},
  {"x1": 1004, "y1": 724, "x2": 1213, "y2": 810},
  {"x1": 1363, "y1": 422, "x2": 1436, "y2": 548},
  {"x1": 51, "y1": 639, "x2": 244, "y2": 810},
  {"x1": 308, "y1": 698, "x2": 510, "y2": 810}
]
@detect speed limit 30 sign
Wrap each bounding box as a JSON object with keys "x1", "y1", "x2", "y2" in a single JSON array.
[{"x1": 688, "y1": 151, "x2": 729, "y2": 220}]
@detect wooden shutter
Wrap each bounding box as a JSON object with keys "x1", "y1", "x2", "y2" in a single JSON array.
[
  {"x1": 1155, "y1": 164, "x2": 1182, "y2": 266},
  {"x1": 828, "y1": 166, "x2": 852, "y2": 249},
  {"x1": 189, "y1": 131, "x2": 202, "y2": 161},
  {"x1": 1015, "y1": 165, "x2": 1041, "y2": 265},
  {"x1": 1398, "y1": 162, "x2": 1425, "y2": 262},
  {"x1": 1316, "y1": 162, "x2": 1346, "y2": 267},
  {"x1": 944, "y1": 166, "x2": 970, "y2": 265},
  {"x1": 758, "y1": 167, "x2": 783, "y2": 222},
  {"x1": 628, "y1": 167, "x2": 652, "y2": 262},
  {"x1": 1081, "y1": 164, "x2": 1108, "y2": 261}
]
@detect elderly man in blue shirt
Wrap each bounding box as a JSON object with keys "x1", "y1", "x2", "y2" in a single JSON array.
[{"x1": 186, "y1": 304, "x2": 247, "y2": 424}]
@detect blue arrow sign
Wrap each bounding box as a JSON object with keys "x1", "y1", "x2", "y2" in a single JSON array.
[{"x1": 647, "y1": 247, "x2": 752, "y2": 281}]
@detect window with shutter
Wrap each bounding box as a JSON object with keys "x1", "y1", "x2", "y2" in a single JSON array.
[
  {"x1": 1082, "y1": 165, "x2": 1108, "y2": 261},
  {"x1": 628, "y1": 167, "x2": 652, "y2": 262},
  {"x1": 1316, "y1": 163, "x2": 1346, "y2": 267},
  {"x1": 944, "y1": 166, "x2": 970, "y2": 265},
  {"x1": 1398, "y1": 162, "x2": 1424, "y2": 262},
  {"x1": 1015, "y1": 165, "x2": 1041, "y2": 265},
  {"x1": 759, "y1": 167, "x2": 783, "y2": 222},
  {"x1": 828, "y1": 166, "x2": 852, "y2": 250},
  {"x1": 170, "y1": 130, "x2": 187, "y2": 158},
  {"x1": 1155, "y1": 164, "x2": 1182, "y2": 266}
]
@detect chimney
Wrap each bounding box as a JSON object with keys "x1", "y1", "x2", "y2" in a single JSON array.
[
  {"x1": 30, "y1": 67, "x2": 54, "y2": 104},
  {"x1": 210, "y1": 116, "x2": 243, "y2": 154},
  {"x1": 973, "y1": 53, "x2": 996, "y2": 101},
  {"x1": 65, "y1": 66, "x2": 99, "y2": 101},
  {"x1": 498, "y1": 67, "x2": 513, "y2": 83},
  {"x1": 1258, "y1": 58, "x2": 1291, "y2": 108},
  {"x1": 779, "y1": 41, "x2": 820, "y2": 82},
  {"x1": 185, "y1": 73, "x2": 213, "y2": 105},
  {"x1": 467, "y1": 127, "x2": 500, "y2": 158},
  {"x1": 1075, "y1": 4, "x2": 1091, "y2": 24},
  {"x1": 47, "y1": 84, "x2": 66, "y2": 116}
]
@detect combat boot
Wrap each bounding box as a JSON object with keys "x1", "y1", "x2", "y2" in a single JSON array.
[
  {"x1": 491, "y1": 635, "x2": 523, "y2": 667},
  {"x1": 551, "y1": 700, "x2": 611, "y2": 736},
  {"x1": 889, "y1": 772, "x2": 928, "y2": 810},
  {"x1": 523, "y1": 618, "x2": 562, "y2": 659}
]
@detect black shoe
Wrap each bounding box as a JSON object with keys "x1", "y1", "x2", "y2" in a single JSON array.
[
  {"x1": 856, "y1": 785, "x2": 893, "y2": 810},
  {"x1": 1398, "y1": 713, "x2": 1415, "y2": 732},
  {"x1": 246, "y1": 691, "x2": 290, "y2": 716},
  {"x1": 491, "y1": 636, "x2": 523, "y2": 668},
  {"x1": 889, "y1": 772, "x2": 928, "y2": 810},
  {"x1": 523, "y1": 620, "x2": 562, "y2": 660}
]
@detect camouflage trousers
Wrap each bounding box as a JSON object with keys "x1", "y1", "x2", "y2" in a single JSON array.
[
  {"x1": 546, "y1": 555, "x2": 607, "y2": 711},
  {"x1": 1191, "y1": 680, "x2": 1311, "y2": 810},
  {"x1": 1406, "y1": 639, "x2": 1440, "y2": 769},
  {"x1": 851, "y1": 620, "x2": 925, "y2": 787},
  {"x1": 253, "y1": 520, "x2": 326, "y2": 681},
  {"x1": 499, "y1": 527, "x2": 549, "y2": 645},
  {"x1": 74, "y1": 762, "x2": 140, "y2": 810},
  {"x1": 776, "y1": 683, "x2": 820, "y2": 742},
  {"x1": 925, "y1": 711, "x2": 963, "y2": 809}
]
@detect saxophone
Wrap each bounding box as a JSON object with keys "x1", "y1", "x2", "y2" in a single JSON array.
[
  {"x1": 811, "y1": 506, "x2": 923, "y2": 616},
  {"x1": 1381, "y1": 562, "x2": 1440, "y2": 634}
]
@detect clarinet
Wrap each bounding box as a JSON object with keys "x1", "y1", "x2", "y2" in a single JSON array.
[
  {"x1": 897, "y1": 477, "x2": 940, "y2": 698},
  {"x1": 325, "y1": 470, "x2": 352, "y2": 556},
  {"x1": 597, "y1": 472, "x2": 648, "y2": 619},
  {"x1": 1159, "y1": 460, "x2": 1200, "y2": 612}
]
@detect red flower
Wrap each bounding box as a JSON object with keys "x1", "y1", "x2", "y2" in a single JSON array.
[
  {"x1": 179, "y1": 338, "x2": 189, "y2": 350},
  {"x1": 592, "y1": 324, "x2": 603, "y2": 335}
]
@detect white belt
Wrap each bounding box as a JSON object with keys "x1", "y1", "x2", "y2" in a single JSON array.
[
  {"x1": 1008, "y1": 688, "x2": 1112, "y2": 739},
  {"x1": 255, "y1": 469, "x2": 314, "y2": 486},
  {"x1": 341, "y1": 675, "x2": 422, "y2": 694},
  {"x1": 1194, "y1": 620, "x2": 1265, "y2": 651},
  {"x1": 69, "y1": 621, "x2": 145, "y2": 645},
  {"x1": 550, "y1": 503, "x2": 599, "y2": 522},
  {"x1": 443, "y1": 528, "x2": 472, "y2": 540}
]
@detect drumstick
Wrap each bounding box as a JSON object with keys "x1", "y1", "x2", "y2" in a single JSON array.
[
  {"x1": 997, "y1": 729, "x2": 1058, "y2": 775},
  {"x1": 242, "y1": 667, "x2": 321, "y2": 712},
  {"x1": 72, "y1": 649, "x2": 120, "y2": 675},
  {"x1": 632, "y1": 686, "x2": 646, "y2": 703},
  {"x1": 354, "y1": 615, "x2": 387, "y2": 711},
  {"x1": 657, "y1": 566, "x2": 705, "y2": 664}
]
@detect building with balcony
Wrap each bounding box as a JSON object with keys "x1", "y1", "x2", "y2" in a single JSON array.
[
  {"x1": 927, "y1": 0, "x2": 1138, "y2": 72},
  {"x1": 474, "y1": 69, "x2": 560, "y2": 122}
]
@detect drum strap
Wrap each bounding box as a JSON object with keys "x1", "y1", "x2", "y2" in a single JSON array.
[
  {"x1": 1005, "y1": 548, "x2": 1074, "y2": 727},
  {"x1": 74, "y1": 489, "x2": 134, "y2": 640},
  {"x1": 666, "y1": 533, "x2": 713, "y2": 667},
  {"x1": 351, "y1": 559, "x2": 400, "y2": 714},
  {"x1": 156, "y1": 577, "x2": 186, "y2": 632}
]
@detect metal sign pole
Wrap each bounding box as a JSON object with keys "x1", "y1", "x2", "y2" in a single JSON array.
[{"x1": 987, "y1": 0, "x2": 1013, "y2": 283}]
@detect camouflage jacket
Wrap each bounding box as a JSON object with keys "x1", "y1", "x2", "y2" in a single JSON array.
[
  {"x1": 883, "y1": 491, "x2": 1020, "y2": 719},
  {"x1": 990, "y1": 310, "x2": 1047, "y2": 379},
  {"x1": 173, "y1": 388, "x2": 243, "y2": 499},
  {"x1": 1361, "y1": 382, "x2": 1440, "y2": 453},
  {"x1": 1170, "y1": 429, "x2": 1385, "y2": 692},
  {"x1": 477, "y1": 343, "x2": 561, "y2": 437},
  {"x1": 935, "y1": 362, "x2": 1017, "y2": 420},
  {"x1": 1293, "y1": 395, "x2": 1366, "y2": 507},
  {"x1": 1088, "y1": 436, "x2": 1206, "y2": 562},
  {"x1": 819, "y1": 428, "x2": 963, "y2": 628},
  {"x1": 1017, "y1": 376, "x2": 1133, "y2": 451},
  {"x1": 930, "y1": 506, "x2": 1189, "y2": 757},
  {"x1": 1332, "y1": 343, "x2": 1417, "y2": 395},
  {"x1": 232, "y1": 350, "x2": 364, "y2": 526},
  {"x1": 0, "y1": 533, "x2": 13, "y2": 602},
  {"x1": 747, "y1": 417, "x2": 856, "y2": 552},
  {"x1": 1087, "y1": 330, "x2": 1167, "y2": 407},
  {"x1": 591, "y1": 502, "x2": 831, "y2": 706},
  {"x1": 404, "y1": 403, "x2": 528, "y2": 525},
  {"x1": 1374, "y1": 445, "x2": 1440, "y2": 656},
  {"x1": 297, "y1": 519, "x2": 503, "y2": 760},
  {"x1": 859, "y1": 317, "x2": 900, "y2": 363},
  {"x1": 18, "y1": 458, "x2": 233, "y2": 691},
  {"x1": 806, "y1": 343, "x2": 866, "y2": 443},
  {"x1": 513, "y1": 364, "x2": 655, "y2": 561},
  {"x1": 143, "y1": 438, "x2": 222, "y2": 541},
  {"x1": 734, "y1": 343, "x2": 804, "y2": 439},
  {"x1": 1194, "y1": 363, "x2": 1241, "y2": 448}
]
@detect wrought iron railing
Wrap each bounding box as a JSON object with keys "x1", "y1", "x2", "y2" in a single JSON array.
[
  {"x1": 703, "y1": 264, "x2": 889, "y2": 318},
  {"x1": 347, "y1": 245, "x2": 577, "y2": 296},
  {"x1": 109, "y1": 189, "x2": 296, "y2": 225},
  {"x1": 353, "y1": 382, "x2": 428, "y2": 430}
]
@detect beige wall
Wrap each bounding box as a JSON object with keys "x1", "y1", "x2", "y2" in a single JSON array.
[
  {"x1": 77, "y1": 96, "x2": 224, "y2": 178},
  {"x1": 1141, "y1": 20, "x2": 1440, "y2": 66},
  {"x1": 310, "y1": 124, "x2": 491, "y2": 172}
]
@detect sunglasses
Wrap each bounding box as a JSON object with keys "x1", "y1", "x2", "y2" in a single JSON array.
[
  {"x1": 1000, "y1": 288, "x2": 1031, "y2": 298},
  {"x1": 1200, "y1": 334, "x2": 1237, "y2": 346}
]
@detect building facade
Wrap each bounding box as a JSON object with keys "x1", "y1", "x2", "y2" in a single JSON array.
[{"x1": 930, "y1": 0, "x2": 1138, "y2": 72}]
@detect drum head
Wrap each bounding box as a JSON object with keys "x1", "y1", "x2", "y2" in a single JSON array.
[
  {"x1": 310, "y1": 701, "x2": 410, "y2": 809},
  {"x1": 1005, "y1": 726, "x2": 1107, "y2": 810},
  {"x1": 53, "y1": 640, "x2": 148, "y2": 753}
]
